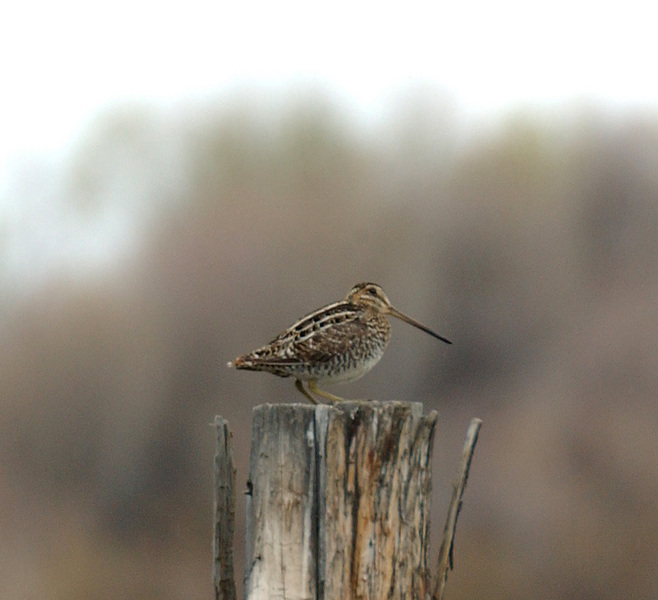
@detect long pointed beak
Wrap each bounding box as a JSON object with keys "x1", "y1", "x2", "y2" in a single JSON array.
[{"x1": 387, "y1": 306, "x2": 452, "y2": 344}]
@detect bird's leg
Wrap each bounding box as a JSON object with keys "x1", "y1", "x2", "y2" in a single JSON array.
[
  {"x1": 295, "y1": 379, "x2": 317, "y2": 404},
  {"x1": 308, "y1": 380, "x2": 348, "y2": 404}
]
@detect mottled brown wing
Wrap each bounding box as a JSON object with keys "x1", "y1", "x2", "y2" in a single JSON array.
[{"x1": 288, "y1": 313, "x2": 370, "y2": 365}]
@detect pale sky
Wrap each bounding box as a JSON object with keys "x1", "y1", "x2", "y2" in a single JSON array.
[
  {"x1": 0, "y1": 0, "x2": 657, "y2": 291},
  {"x1": 1, "y1": 0, "x2": 656, "y2": 170}
]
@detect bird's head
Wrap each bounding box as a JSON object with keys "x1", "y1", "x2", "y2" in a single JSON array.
[
  {"x1": 346, "y1": 282, "x2": 452, "y2": 345},
  {"x1": 346, "y1": 282, "x2": 392, "y2": 313}
]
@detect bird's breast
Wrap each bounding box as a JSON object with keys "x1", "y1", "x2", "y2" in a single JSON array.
[
  {"x1": 317, "y1": 349, "x2": 385, "y2": 383},
  {"x1": 294, "y1": 330, "x2": 389, "y2": 383}
]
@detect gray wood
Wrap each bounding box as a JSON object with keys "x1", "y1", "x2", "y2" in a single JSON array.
[
  {"x1": 318, "y1": 402, "x2": 436, "y2": 600},
  {"x1": 432, "y1": 417, "x2": 482, "y2": 600},
  {"x1": 213, "y1": 416, "x2": 237, "y2": 600},
  {"x1": 243, "y1": 401, "x2": 437, "y2": 600},
  {"x1": 244, "y1": 404, "x2": 318, "y2": 600}
]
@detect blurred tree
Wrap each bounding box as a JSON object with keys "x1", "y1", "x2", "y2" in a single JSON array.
[{"x1": 1, "y1": 93, "x2": 657, "y2": 600}]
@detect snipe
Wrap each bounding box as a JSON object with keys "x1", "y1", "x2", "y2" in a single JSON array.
[{"x1": 228, "y1": 282, "x2": 451, "y2": 404}]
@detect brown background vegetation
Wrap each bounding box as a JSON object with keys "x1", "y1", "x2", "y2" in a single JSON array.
[{"x1": 1, "y1": 90, "x2": 657, "y2": 599}]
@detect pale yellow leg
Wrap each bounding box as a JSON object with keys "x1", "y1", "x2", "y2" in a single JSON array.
[
  {"x1": 295, "y1": 379, "x2": 317, "y2": 404},
  {"x1": 308, "y1": 380, "x2": 348, "y2": 404}
]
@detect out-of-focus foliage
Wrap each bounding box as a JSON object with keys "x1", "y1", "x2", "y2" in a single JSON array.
[{"x1": 1, "y1": 92, "x2": 657, "y2": 600}]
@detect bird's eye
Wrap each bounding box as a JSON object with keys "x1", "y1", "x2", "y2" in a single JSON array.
[{"x1": 367, "y1": 287, "x2": 377, "y2": 295}]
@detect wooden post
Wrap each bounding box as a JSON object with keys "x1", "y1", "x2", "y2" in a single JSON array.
[
  {"x1": 214, "y1": 416, "x2": 237, "y2": 600},
  {"x1": 238, "y1": 401, "x2": 438, "y2": 600},
  {"x1": 214, "y1": 402, "x2": 480, "y2": 600},
  {"x1": 244, "y1": 404, "x2": 319, "y2": 599}
]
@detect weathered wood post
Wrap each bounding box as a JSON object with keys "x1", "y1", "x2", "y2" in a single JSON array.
[
  {"x1": 214, "y1": 402, "x2": 479, "y2": 600},
  {"x1": 214, "y1": 416, "x2": 237, "y2": 600}
]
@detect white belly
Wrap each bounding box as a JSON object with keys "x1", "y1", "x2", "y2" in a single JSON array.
[{"x1": 295, "y1": 350, "x2": 384, "y2": 384}]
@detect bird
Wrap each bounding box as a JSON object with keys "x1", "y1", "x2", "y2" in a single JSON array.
[{"x1": 227, "y1": 282, "x2": 451, "y2": 404}]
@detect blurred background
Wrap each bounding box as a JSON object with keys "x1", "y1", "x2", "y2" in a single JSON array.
[{"x1": 2, "y1": 1, "x2": 657, "y2": 599}]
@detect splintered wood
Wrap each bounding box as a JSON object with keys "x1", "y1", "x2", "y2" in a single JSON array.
[
  {"x1": 213, "y1": 416, "x2": 237, "y2": 600},
  {"x1": 243, "y1": 402, "x2": 437, "y2": 600}
]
